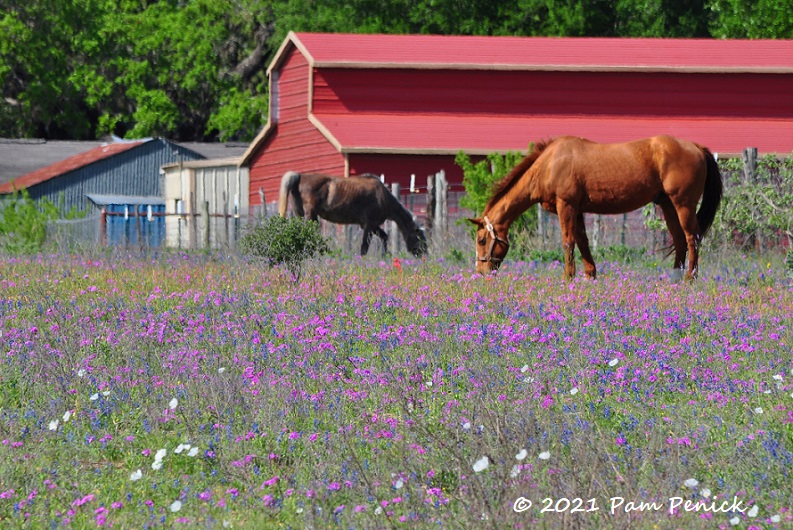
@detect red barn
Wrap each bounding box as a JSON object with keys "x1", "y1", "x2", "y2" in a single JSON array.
[{"x1": 241, "y1": 32, "x2": 793, "y2": 208}]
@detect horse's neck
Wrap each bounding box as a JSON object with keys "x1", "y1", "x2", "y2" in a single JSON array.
[
  {"x1": 387, "y1": 195, "x2": 416, "y2": 232},
  {"x1": 488, "y1": 177, "x2": 537, "y2": 227}
]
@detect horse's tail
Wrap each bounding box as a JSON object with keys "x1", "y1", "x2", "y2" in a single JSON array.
[
  {"x1": 696, "y1": 147, "x2": 723, "y2": 239},
  {"x1": 278, "y1": 171, "x2": 301, "y2": 217}
]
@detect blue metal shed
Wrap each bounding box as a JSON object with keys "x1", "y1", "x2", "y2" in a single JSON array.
[{"x1": 86, "y1": 193, "x2": 166, "y2": 248}]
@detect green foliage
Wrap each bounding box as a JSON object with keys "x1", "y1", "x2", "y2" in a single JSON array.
[
  {"x1": 710, "y1": 156, "x2": 793, "y2": 250},
  {"x1": 0, "y1": 189, "x2": 71, "y2": 254},
  {"x1": 240, "y1": 216, "x2": 330, "y2": 281}
]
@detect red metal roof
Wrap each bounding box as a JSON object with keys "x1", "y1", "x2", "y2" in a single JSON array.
[
  {"x1": 287, "y1": 32, "x2": 793, "y2": 73},
  {"x1": 0, "y1": 141, "x2": 145, "y2": 194},
  {"x1": 312, "y1": 113, "x2": 793, "y2": 156}
]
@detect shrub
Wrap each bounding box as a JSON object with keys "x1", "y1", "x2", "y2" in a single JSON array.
[
  {"x1": 0, "y1": 189, "x2": 67, "y2": 254},
  {"x1": 240, "y1": 216, "x2": 330, "y2": 281}
]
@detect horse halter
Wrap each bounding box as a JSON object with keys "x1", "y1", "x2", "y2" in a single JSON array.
[{"x1": 476, "y1": 215, "x2": 510, "y2": 264}]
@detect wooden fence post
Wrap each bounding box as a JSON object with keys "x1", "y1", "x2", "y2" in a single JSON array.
[
  {"x1": 188, "y1": 191, "x2": 196, "y2": 249},
  {"x1": 742, "y1": 147, "x2": 760, "y2": 249},
  {"x1": 426, "y1": 174, "x2": 436, "y2": 247},
  {"x1": 258, "y1": 187, "x2": 266, "y2": 218},
  {"x1": 434, "y1": 170, "x2": 448, "y2": 249},
  {"x1": 742, "y1": 147, "x2": 757, "y2": 183},
  {"x1": 201, "y1": 200, "x2": 210, "y2": 249},
  {"x1": 390, "y1": 183, "x2": 401, "y2": 254}
]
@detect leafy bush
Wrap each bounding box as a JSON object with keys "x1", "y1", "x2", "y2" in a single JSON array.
[
  {"x1": 0, "y1": 189, "x2": 75, "y2": 254},
  {"x1": 240, "y1": 216, "x2": 330, "y2": 281},
  {"x1": 711, "y1": 155, "x2": 793, "y2": 250}
]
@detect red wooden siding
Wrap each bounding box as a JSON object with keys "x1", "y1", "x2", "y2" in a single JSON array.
[
  {"x1": 248, "y1": 49, "x2": 344, "y2": 205},
  {"x1": 314, "y1": 68, "x2": 792, "y2": 120},
  {"x1": 350, "y1": 154, "x2": 466, "y2": 190}
]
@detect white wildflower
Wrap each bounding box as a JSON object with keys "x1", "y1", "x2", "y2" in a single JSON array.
[
  {"x1": 222, "y1": 520, "x2": 233, "y2": 528},
  {"x1": 570, "y1": 387, "x2": 579, "y2": 395},
  {"x1": 510, "y1": 464, "x2": 521, "y2": 478},
  {"x1": 218, "y1": 367, "x2": 226, "y2": 374},
  {"x1": 729, "y1": 516, "x2": 739, "y2": 526},
  {"x1": 425, "y1": 381, "x2": 432, "y2": 387},
  {"x1": 62, "y1": 410, "x2": 71, "y2": 422},
  {"x1": 701, "y1": 488, "x2": 711, "y2": 498},
  {"x1": 169, "y1": 500, "x2": 182, "y2": 512},
  {"x1": 187, "y1": 447, "x2": 199, "y2": 457},
  {"x1": 462, "y1": 422, "x2": 471, "y2": 430},
  {"x1": 754, "y1": 407, "x2": 764, "y2": 414},
  {"x1": 538, "y1": 451, "x2": 551, "y2": 460},
  {"x1": 77, "y1": 369, "x2": 86, "y2": 377},
  {"x1": 472, "y1": 456, "x2": 490, "y2": 473},
  {"x1": 169, "y1": 398, "x2": 178, "y2": 410},
  {"x1": 394, "y1": 479, "x2": 404, "y2": 490},
  {"x1": 771, "y1": 515, "x2": 781, "y2": 523},
  {"x1": 516, "y1": 449, "x2": 528, "y2": 461},
  {"x1": 374, "y1": 506, "x2": 383, "y2": 515},
  {"x1": 773, "y1": 374, "x2": 783, "y2": 381},
  {"x1": 102, "y1": 391, "x2": 110, "y2": 397},
  {"x1": 155, "y1": 448, "x2": 167, "y2": 461},
  {"x1": 174, "y1": 443, "x2": 191, "y2": 454},
  {"x1": 130, "y1": 469, "x2": 143, "y2": 481},
  {"x1": 683, "y1": 478, "x2": 699, "y2": 488},
  {"x1": 747, "y1": 505, "x2": 759, "y2": 518},
  {"x1": 520, "y1": 364, "x2": 529, "y2": 373},
  {"x1": 48, "y1": 420, "x2": 59, "y2": 431},
  {"x1": 608, "y1": 358, "x2": 619, "y2": 367},
  {"x1": 90, "y1": 393, "x2": 99, "y2": 401},
  {"x1": 152, "y1": 460, "x2": 163, "y2": 471}
]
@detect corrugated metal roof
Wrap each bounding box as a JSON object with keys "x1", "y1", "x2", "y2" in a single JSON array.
[
  {"x1": 312, "y1": 113, "x2": 793, "y2": 156},
  {"x1": 286, "y1": 32, "x2": 793, "y2": 73},
  {"x1": 86, "y1": 193, "x2": 165, "y2": 206},
  {"x1": 0, "y1": 141, "x2": 145, "y2": 194},
  {"x1": 0, "y1": 138, "x2": 107, "y2": 185}
]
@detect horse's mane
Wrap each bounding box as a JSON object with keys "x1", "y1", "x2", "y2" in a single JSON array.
[{"x1": 485, "y1": 139, "x2": 553, "y2": 210}]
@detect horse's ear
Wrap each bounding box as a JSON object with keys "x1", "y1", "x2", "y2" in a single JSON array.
[{"x1": 467, "y1": 217, "x2": 483, "y2": 227}]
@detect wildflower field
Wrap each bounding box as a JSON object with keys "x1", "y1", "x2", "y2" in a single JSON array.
[{"x1": 1, "y1": 252, "x2": 792, "y2": 529}]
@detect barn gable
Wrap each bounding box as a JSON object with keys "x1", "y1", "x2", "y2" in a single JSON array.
[{"x1": 243, "y1": 31, "x2": 793, "y2": 206}]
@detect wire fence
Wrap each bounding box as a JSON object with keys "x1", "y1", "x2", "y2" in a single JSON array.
[{"x1": 40, "y1": 151, "x2": 792, "y2": 256}]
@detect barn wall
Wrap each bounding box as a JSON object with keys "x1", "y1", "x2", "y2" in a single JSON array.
[
  {"x1": 248, "y1": 48, "x2": 345, "y2": 206},
  {"x1": 349, "y1": 153, "x2": 468, "y2": 189},
  {"x1": 25, "y1": 140, "x2": 203, "y2": 212},
  {"x1": 313, "y1": 68, "x2": 793, "y2": 120}
]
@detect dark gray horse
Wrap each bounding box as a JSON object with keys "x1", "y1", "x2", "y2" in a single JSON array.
[{"x1": 278, "y1": 171, "x2": 427, "y2": 257}]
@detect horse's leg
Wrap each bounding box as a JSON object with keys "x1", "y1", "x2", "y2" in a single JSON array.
[
  {"x1": 360, "y1": 228, "x2": 373, "y2": 256},
  {"x1": 670, "y1": 201, "x2": 702, "y2": 280},
  {"x1": 574, "y1": 213, "x2": 596, "y2": 279},
  {"x1": 658, "y1": 199, "x2": 687, "y2": 275},
  {"x1": 557, "y1": 200, "x2": 577, "y2": 279},
  {"x1": 373, "y1": 227, "x2": 389, "y2": 256}
]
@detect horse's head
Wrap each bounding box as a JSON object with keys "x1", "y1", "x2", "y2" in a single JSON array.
[
  {"x1": 468, "y1": 216, "x2": 509, "y2": 274},
  {"x1": 407, "y1": 224, "x2": 428, "y2": 257}
]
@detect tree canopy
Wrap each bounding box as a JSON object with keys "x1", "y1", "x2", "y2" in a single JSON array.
[{"x1": 1, "y1": 0, "x2": 790, "y2": 142}]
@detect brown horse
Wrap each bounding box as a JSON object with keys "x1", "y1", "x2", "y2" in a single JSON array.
[
  {"x1": 469, "y1": 135, "x2": 723, "y2": 280},
  {"x1": 278, "y1": 171, "x2": 428, "y2": 257}
]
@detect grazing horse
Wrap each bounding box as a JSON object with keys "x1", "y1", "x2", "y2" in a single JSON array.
[
  {"x1": 278, "y1": 171, "x2": 428, "y2": 257},
  {"x1": 469, "y1": 135, "x2": 723, "y2": 280}
]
